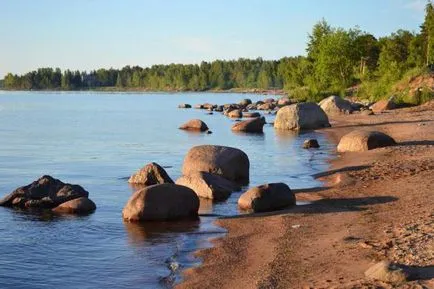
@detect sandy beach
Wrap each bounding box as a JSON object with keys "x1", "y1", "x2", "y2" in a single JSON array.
[{"x1": 177, "y1": 102, "x2": 434, "y2": 289}]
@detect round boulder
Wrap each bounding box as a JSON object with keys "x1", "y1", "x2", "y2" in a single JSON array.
[
  {"x1": 52, "y1": 197, "x2": 96, "y2": 214},
  {"x1": 122, "y1": 183, "x2": 199, "y2": 222},
  {"x1": 128, "y1": 162, "x2": 174, "y2": 185},
  {"x1": 231, "y1": 117, "x2": 266, "y2": 133},
  {"x1": 319, "y1": 95, "x2": 353, "y2": 115},
  {"x1": 238, "y1": 183, "x2": 295, "y2": 212},
  {"x1": 277, "y1": 97, "x2": 292, "y2": 107},
  {"x1": 239, "y1": 99, "x2": 252, "y2": 107},
  {"x1": 179, "y1": 119, "x2": 209, "y2": 132},
  {"x1": 274, "y1": 103, "x2": 330, "y2": 131},
  {"x1": 337, "y1": 130, "x2": 396, "y2": 152},
  {"x1": 182, "y1": 145, "x2": 249, "y2": 184},
  {"x1": 228, "y1": 109, "x2": 242, "y2": 118},
  {"x1": 257, "y1": 103, "x2": 275, "y2": 111},
  {"x1": 176, "y1": 172, "x2": 240, "y2": 201}
]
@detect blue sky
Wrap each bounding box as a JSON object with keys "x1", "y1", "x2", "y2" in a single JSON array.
[{"x1": 0, "y1": 0, "x2": 427, "y2": 78}]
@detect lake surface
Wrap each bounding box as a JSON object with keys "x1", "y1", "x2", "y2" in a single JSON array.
[{"x1": 0, "y1": 91, "x2": 334, "y2": 289}]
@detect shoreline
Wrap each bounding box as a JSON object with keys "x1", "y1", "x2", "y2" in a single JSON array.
[
  {"x1": 0, "y1": 88, "x2": 287, "y2": 96},
  {"x1": 176, "y1": 103, "x2": 434, "y2": 288}
]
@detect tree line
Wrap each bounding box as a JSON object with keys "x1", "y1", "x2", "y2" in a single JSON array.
[{"x1": 3, "y1": 2, "x2": 434, "y2": 103}]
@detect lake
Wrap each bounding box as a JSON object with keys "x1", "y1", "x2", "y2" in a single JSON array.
[{"x1": 0, "y1": 91, "x2": 333, "y2": 289}]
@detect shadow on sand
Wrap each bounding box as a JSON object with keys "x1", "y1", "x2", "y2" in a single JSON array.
[{"x1": 222, "y1": 195, "x2": 398, "y2": 219}]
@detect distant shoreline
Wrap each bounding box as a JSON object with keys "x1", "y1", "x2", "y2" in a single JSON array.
[{"x1": 0, "y1": 87, "x2": 287, "y2": 96}]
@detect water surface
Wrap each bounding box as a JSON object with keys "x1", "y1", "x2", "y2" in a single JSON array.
[{"x1": 0, "y1": 91, "x2": 333, "y2": 288}]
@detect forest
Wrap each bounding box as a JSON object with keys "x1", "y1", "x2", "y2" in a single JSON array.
[{"x1": 3, "y1": 2, "x2": 434, "y2": 104}]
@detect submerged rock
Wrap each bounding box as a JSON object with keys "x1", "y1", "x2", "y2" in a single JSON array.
[
  {"x1": 274, "y1": 103, "x2": 330, "y2": 131},
  {"x1": 238, "y1": 183, "x2": 295, "y2": 212},
  {"x1": 176, "y1": 172, "x2": 240, "y2": 201},
  {"x1": 0, "y1": 175, "x2": 93, "y2": 212},
  {"x1": 182, "y1": 145, "x2": 250, "y2": 185},
  {"x1": 52, "y1": 197, "x2": 96, "y2": 214},
  {"x1": 303, "y1": 139, "x2": 320, "y2": 149},
  {"x1": 179, "y1": 119, "x2": 209, "y2": 131},
  {"x1": 128, "y1": 162, "x2": 174, "y2": 185},
  {"x1": 231, "y1": 117, "x2": 266, "y2": 133},
  {"x1": 122, "y1": 183, "x2": 199, "y2": 222},
  {"x1": 337, "y1": 130, "x2": 396, "y2": 152},
  {"x1": 178, "y1": 104, "x2": 191, "y2": 109}
]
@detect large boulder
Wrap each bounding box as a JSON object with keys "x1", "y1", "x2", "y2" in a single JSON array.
[
  {"x1": 238, "y1": 183, "x2": 295, "y2": 212},
  {"x1": 122, "y1": 183, "x2": 199, "y2": 222},
  {"x1": 128, "y1": 162, "x2": 174, "y2": 185},
  {"x1": 181, "y1": 145, "x2": 250, "y2": 184},
  {"x1": 179, "y1": 119, "x2": 209, "y2": 132},
  {"x1": 319, "y1": 95, "x2": 353, "y2": 115},
  {"x1": 52, "y1": 197, "x2": 96, "y2": 214},
  {"x1": 0, "y1": 175, "x2": 90, "y2": 209},
  {"x1": 231, "y1": 117, "x2": 266, "y2": 133},
  {"x1": 274, "y1": 103, "x2": 330, "y2": 130},
  {"x1": 371, "y1": 98, "x2": 396, "y2": 113},
  {"x1": 303, "y1": 139, "x2": 320, "y2": 149},
  {"x1": 337, "y1": 130, "x2": 396, "y2": 152},
  {"x1": 176, "y1": 172, "x2": 240, "y2": 201}
]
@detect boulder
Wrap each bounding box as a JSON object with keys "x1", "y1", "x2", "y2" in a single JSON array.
[
  {"x1": 277, "y1": 97, "x2": 292, "y2": 107},
  {"x1": 52, "y1": 197, "x2": 96, "y2": 214},
  {"x1": 274, "y1": 103, "x2": 330, "y2": 131},
  {"x1": 202, "y1": 103, "x2": 215, "y2": 110},
  {"x1": 214, "y1": 105, "x2": 224, "y2": 112},
  {"x1": 128, "y1": 162, "x2": 174, "y2": 185},
  {"x1": 364, "y1": 261, "x2": 407, "y2": 284},
  {"x1": 303, "y1": 139, "x2": 320, "y2": 149},
  {"x1": 239, "y1": 99, "x2": 252, "y2": 107},
  {"x1": 176, "y1": 172, "x2": 240, "y2": 201},
  {"x1": 257, "y1": 103, "x2": 275, "y2": 110},
  {"x1": 231, "y1": 117, "x2": 266, "y2": 133},
  {"x1": 371, "y1": 98, "x2": 396, "y2": 113},
  {"x1": 360, "y1": 109, "x2": 374, "y2": 116},
  {"x1": 178, "y1": 104, "x2": 191, "y2": 109},
  {"x1": 122, "y1": 183, "x2": 199, "y2": 222},
  {"x1": 179, "y1": 119, "x2": 209, "y2": 131},
  {"x1": 337, "y1": 130, "x2": 396, "y2": 152},
  {"x1": 182, "y1": 145, "x2": 249, "y2": 184},
  {"x1": 319, "y1": 95, "x2": 353, "y2": 115},
  {"x1": 264, "y1": 98, "x2": 275, "y2": 103},
  {"x1": 246, "y1": 104, "x2": 257, "y2": 110},
  {"x1": 238, "y1": 183, "x2": 295, "y2": 212},
  {"x1": 228, "y1": 109, "x2": 242, "y2": 118},
  {"x1": 0, "y1": 175, "x2": 89, "y2": 209},
  {"x1": 193, "y1": 104, "x2": 204, "y2": 109},
  {"x1": 255, "y1": 100, "x2": 265, "y2": 106},
  {"x1": 242, "y1": 112, "x2": 261, "y2": 118}
]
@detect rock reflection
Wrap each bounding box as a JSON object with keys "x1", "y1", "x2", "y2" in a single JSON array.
[
  {"x1": 198, "y1": 198, "x2": 213, "y2": 215},
  {"x1": 124, "y1": 219, "x2": 200, "y2": 246}
]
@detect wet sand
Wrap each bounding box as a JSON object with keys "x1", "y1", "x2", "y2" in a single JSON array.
[{"x1": 177, "y1": 102, "x2": 434, "y2": 289}]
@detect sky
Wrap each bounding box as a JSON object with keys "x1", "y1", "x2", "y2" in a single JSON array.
[{"x1": 0, "y1": 0, "x2": 428, "y2": 78}]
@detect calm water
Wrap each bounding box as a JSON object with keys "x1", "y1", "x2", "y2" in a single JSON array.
[{"x1": 0, "y1": 91, "x2": 334, "y2": 289}]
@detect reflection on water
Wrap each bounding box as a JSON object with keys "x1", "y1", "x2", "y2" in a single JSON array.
[
  {"x1": 124, "y1": 220, "x2": 201, "y2": 246},
  {"x1": 0, "y1": 92, "x2": 334, "y2": 289}
]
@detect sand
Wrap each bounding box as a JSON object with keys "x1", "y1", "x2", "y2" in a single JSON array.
[{"x1": 176, "y1": 102, "x2": 434, "y2": 289}]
